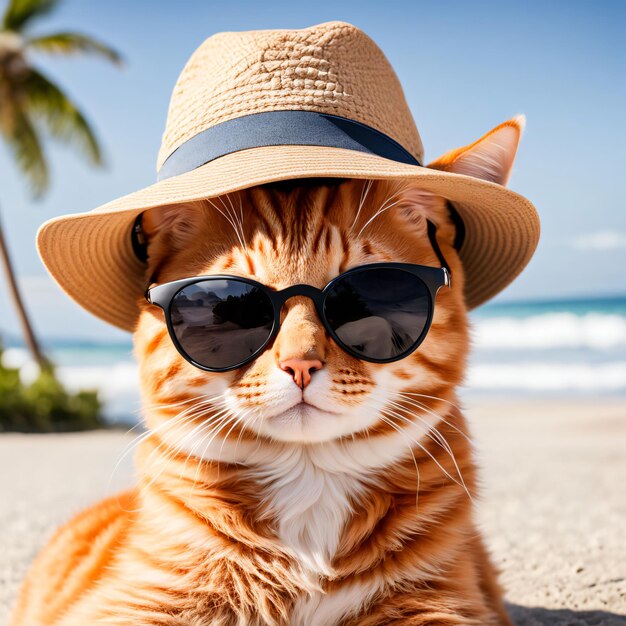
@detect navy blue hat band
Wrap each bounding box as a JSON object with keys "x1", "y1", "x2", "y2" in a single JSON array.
[{"x1": 157, "y1": 110, "x2": 421, "y2": 182}]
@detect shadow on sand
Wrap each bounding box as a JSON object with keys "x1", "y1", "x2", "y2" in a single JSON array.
[{"x1": 508, "y1": 604, "x2": 626, "y2": 625}]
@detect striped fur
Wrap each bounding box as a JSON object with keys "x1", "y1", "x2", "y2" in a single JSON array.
[{"x1": 11, "y1": 119, "x2": 524, "y2": 625}]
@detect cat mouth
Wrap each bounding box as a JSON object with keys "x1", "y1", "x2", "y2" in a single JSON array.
[
  {"x1": 301, "y1": 398, "x2": 343, "y2": 414},
  {"x1": 270, "y1": 400, "x2": 342, "y2": 420},
  {"x1": 247, "y1": 395, "x2": 378, "y2": 443},
  {"x1": 257, "y1": 401, "x2": 345, "y2": 442}
]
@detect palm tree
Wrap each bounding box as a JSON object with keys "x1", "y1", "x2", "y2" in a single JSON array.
[{"x1": 0, "y1": 0, "x2": 122, "y2": 367}]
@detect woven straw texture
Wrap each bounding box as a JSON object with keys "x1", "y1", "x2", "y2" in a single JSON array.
[
  {"x1": 37, "y1": 21, "x2": 540, "y2": 332},
  {"x1": 156, "y1": 21, "x2": 423, "y2": 169}
]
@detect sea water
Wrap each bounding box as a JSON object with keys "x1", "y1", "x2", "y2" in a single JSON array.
[
  {"x1": 468, "y1": 295, "x2": 626, "y2": 394},
  {"x1": 2, "y1": 295, "x2": 625, "y2": 423}
]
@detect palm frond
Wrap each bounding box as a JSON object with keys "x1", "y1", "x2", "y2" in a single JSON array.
[
  {"x1": 2, "y1": 103, "x2": 48, "y2": 196},
  {"x1": 26, "y1": 31, "x2": 123, "y2": 65},
  {"x1": 22, "y1": 67, "x2": 102, "y2": 166},
  {"x1": 2, "y1": 0, "x2": 58, "y2": 32}
]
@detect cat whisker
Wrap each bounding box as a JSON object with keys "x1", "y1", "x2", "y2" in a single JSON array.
[
  {"x1": 400, "y1": 391, "x2": 462, "y2": 412},
  {"x1": 140, "y1": 394, "x2": 219, "y2": 413},
  {"x1": 108, "y1": 394, "x2": 225, "y2": 490},
  {"x1": 137, "y1": 400, "x2": 231, "y2": 489},
  {"x1": 215, "y1": 407, "x2": 250, "y2": 475},
  {"x1": 137, "y1": 398, "x2": 228, "y2": 471},
  {"x1": 364, "y1": 412, "x2": 420, "y2": 508},
  {"x1": 386, "y1": 397, "x2": 458, "y2": 455},
  {"x1": 142, "y1": 409, "x2": 233, "y2": 496},
  {"x1": 186, "y1": 411, "x2": 241, "y2": 491},
  {"x1": 395, "y1": 393, "x2": 471, "y2": 444},
  {"x1": 349, "y1": 397, "x2": 422, "y2": 504},
  {"x1": 118, "y1": 410, "x2": 224, "y2": 514},
  {"x1": 379, "y1": 406, "x2": 471, "y2": 501},
  {"x1": 207, "y1": 196, "x2": 246, "y2": 249},
  {"x1": 355, "y1": 189, "x2": 404, "y2": 238},
  {"x1": 238, "y1": 195, "x2": 245, "y2": 236},
  {"x1": 189, "y1": 411, "x2": 241, "y2": 491},
  {"x1": 119, "y1": 394, "x2": 212, "y2": 442},
  {"x1": 228, "y1": 192, "x2": 247, "y2": 249},
  {"x1": 385, "y1": 398, "x2": 471, "y2": 497},
  {"x1": 179, "y1": 409, "x2": 234, "y2": 478},
  {"x1": 234, "y1": 406, "x2": 257, "y2": 453},
  {"x1": 363, "y1": 391, "x2": 471, "y2": 501},
  {"x1": 123, "y1": 393, "x2": 223, "y2": 448},
  {"x1": 222, "y1": 192, "x2": 247, "y2": 249},
  {"x1": 350, "y1": 179, "x2": 373, "y2": 233},
  {"x1": 379, "y1": 404, "x2": 472, "y2": 502},
  {"x1": 184, "y1": 408, "x2": 243, "y2": 486}
]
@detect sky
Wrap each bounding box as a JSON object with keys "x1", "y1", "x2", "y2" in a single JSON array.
[{"x1": 1, "y1": 0, "x2": 625, "y2": 342}]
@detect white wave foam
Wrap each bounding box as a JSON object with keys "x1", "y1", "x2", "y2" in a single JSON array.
[
  {"x1": 473, "y1": 313, "x2": 626, "y2": 350},
  {"x1": 4, "y1": 334, "x2": 626, "y2": 414},
  {"x1": 56, "y1": 363, "x2": 141, "y2": 420},
  {"x1": 56, "y1": 362, "x2": 139, "y2": 396},
  {"x1": 1, "y1": 349, "x2": 140, "y2": 420},
  {"x1": 468, "y1": 361, "x2": 626, "y2": 391},
  {"x1": 2, "y1": 347, "x2": 32, "y2": 370}
]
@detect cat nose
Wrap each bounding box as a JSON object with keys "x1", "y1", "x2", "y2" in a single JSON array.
[{"x1": 280, "y1": 358, "x2": 323, "y2": 389}]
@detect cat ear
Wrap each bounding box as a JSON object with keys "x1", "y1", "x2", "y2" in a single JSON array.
[
  {"x1": 428, "y1": 115, "x2": 525, "y2": 186},
  {"x1": 141, "y1": 204, "x2": 197, "y2": 251},
  {"x1": 394, "y1": 185, "x2": 444, "y2": 228}
]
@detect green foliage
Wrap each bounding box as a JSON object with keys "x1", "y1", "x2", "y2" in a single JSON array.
[
  {"x1": 0, "y1": 0, "x2": 123, "y2": 197},
  {"x1": 0, "y1": 348, "x2": 103, "y2": 432},
  {"x1": 26, "y1": 32, "x2": 124, "y2": 65},
  {"x1": 2, "y1": 0, "x2": 58, "y2": 31},
  {"x1": 23, "y1": 67, "x2": 104, "y2": 167}
]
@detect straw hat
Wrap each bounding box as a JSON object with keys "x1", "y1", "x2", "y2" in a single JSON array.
[{"x1": 37, "y1": 21, "x2": 539, "y2": 332}]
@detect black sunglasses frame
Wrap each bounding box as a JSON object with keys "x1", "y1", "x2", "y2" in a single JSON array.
[{"x1": 146, "y1": 262, "x2": 450, "y2": 373}]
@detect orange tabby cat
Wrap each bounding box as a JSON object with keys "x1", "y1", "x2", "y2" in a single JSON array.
[{"x1": 10, "y1": 118, "x2": 523, "y2": 625}]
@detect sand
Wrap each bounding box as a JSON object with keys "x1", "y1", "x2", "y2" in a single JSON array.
[{"x1": 0, "y1": 397, "x2": 624, "y2": 625}]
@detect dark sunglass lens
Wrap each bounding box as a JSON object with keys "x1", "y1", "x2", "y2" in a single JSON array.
[
  {"x1": 324, "y1": 268, "x2": 431, "y2": 361},
  {"x1": 169, "y1": 280, "x2": 274, "y2": 369}
]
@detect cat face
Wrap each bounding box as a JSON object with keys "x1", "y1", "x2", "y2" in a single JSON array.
[
  {"x1": 134, "y1": 117, "x2": 523, "y2": 447},
  {"x1": 134, "y1": 178, "x2": 465, "y2": 444}
]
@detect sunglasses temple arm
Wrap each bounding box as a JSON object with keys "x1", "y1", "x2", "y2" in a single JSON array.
[{"x1": 426, "y1": 220, "x2": 451, "y2": 284}]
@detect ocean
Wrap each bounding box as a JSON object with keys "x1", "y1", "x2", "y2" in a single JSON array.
[{"x1": 2, "y1": 295, "x2": 625, "y2": 423}]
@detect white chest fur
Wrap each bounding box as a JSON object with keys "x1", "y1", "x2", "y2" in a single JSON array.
[
  {"x1": 256, "y1": 446, "x2": 366, "y2": 577},
  {"x1": 254, "y1": 446, "x2": 378, "y2": 625},
  {"x1": 289, "y1": 579, "x2": 385, "y2": 626},
  {"x1": 173, "y1": 406, "x2": 442, "y2": 624},
  {"x1": 249, "y1": 416, "x2": 440, "y2": 625}
]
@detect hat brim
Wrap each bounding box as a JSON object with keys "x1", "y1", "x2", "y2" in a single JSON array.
[{"x1": 37, "y1": 144, "x2": 540, "y2": 332}]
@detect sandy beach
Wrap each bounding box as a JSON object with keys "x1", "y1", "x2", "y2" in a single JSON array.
[{"x1": 0, "y1": 397, "x2": 624, "y2": 625}]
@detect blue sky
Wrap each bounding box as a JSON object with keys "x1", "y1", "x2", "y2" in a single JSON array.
[{"x1": 1, "y1": 0, "x2": 625, "y2": 341}]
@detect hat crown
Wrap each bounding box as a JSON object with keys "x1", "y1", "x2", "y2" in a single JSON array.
[{"x1": 157, "y1": 21, "x2": 423, "y2": 171}]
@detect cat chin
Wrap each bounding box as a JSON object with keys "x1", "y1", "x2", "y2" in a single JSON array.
[{"x1": 250, "y1": 402, "x2": 374, "y2": 444}]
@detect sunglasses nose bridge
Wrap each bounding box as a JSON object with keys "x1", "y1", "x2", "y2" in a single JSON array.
[
  {"x1": 272, "y1": 287, "x2": 327, "y2": 365},
  {"x1": 274, "y1": 284, "x2": 325, "y2": 319}
]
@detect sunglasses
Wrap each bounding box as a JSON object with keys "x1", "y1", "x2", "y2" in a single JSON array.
[{"x1": 146, "y1": 260, "x2": 450, "y2": 373}]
